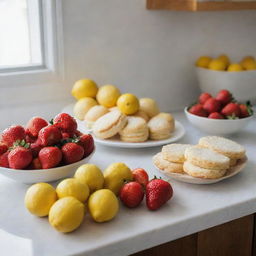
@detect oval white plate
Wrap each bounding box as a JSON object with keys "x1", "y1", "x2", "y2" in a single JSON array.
[
  {"x1": 154, "y1": 157, "x2": 247, "y2": 184},
  {"x1": 62, "y1": 104, "x2": 186, "y2": 148},
  {"x1": 0, "y1": 150, "x2": 95, "y2": 184}
]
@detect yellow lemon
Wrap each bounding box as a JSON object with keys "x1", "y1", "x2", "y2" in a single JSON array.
[
  {"x1": 240, "y1": 56, "x2": 255, "y2": 69},
  {"x1": 217, "y1": 54, "x2": 230, "y2": 67},
  {"x1": 71, "y1": 79, "x2": 98, "y2": 100},
  {"x1": 73, "y1": 97, "x2": 98, "y2": 120},
  {"x1": 24, "y1": 183, "x2": 57, "y2": 217},
  {"x1": 117, "y1": 93, "x2": 140, "y2": 115},
  {"x1": 49, "y1": 197, "x2": 85, "y2": 233},
  {"x1": 88, "y1": 189, "x2": 119, "y2": 223},
  {"x1": 74, "y1": 164, "x2": 104, "y2": 193},
  {"x1": 208, "y1": 59, "x2": 226, "y2": 71},
  {"x1": 227, "y1": 63, "x2": 244, "y2": 72},
  {"x1": 139, "y1": 98, "x2": 160, "y2": 118},
  {"x1": 195, "y1": 56, "x2": 212, "y2": 68},
  {"x1": 104, "y1": 162, "x2": 132, "y2": 195},
  {"x1": 96, "y1": 85, "x2": 121, "y2": 108},
  {"x1": 244, "y1": 60, "x2": 256, "y2": 70},
  {"x1": 56, "y1": 178, "x2": 89, "y2": 203}
]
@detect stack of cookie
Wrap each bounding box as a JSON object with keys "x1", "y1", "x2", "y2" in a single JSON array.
[
  {"x1": 119, "y1": 116, "x2": 149, "y2": 142},
  {"x1": 153, "y1": 144, "x2": 192, "y2": 174}
]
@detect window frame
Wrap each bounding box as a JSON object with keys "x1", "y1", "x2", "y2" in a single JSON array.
[{"x1": 0, "y1": 0, "x2": 64, "y2": 88}]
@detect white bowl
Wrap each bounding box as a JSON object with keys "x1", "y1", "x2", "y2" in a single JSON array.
[
  {"x1": 0, "y1": 149, "x2": 95, "y2": 184},
  {"x1": 196, "y1": 67, "x2": 256, "y2": 103},
  {"x1": 184, "y1": 108, "x2": 253, "y2": 135}
]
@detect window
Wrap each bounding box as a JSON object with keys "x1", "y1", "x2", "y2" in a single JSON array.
[
  {"x1": 0, "y1": 0, "x2": 64, "y2": 87},
  {"x1": 0, "y1": 0, "x2": 42, "y2": 71}
]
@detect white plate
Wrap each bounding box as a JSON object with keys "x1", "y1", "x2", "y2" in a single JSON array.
[
  {"x1": 62, "y1": 104, "x2": 185, "y2": 148},
  {"x1": 154, "y1": 157, "x2": 247, "y2": 184},
  {"x1": 0, "y1": 150, "x2": 95, "y2": 184}
]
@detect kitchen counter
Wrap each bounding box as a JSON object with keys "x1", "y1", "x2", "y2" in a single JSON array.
[{"x1": 0, "y1": 110, "x2": 256, "y2": 256}]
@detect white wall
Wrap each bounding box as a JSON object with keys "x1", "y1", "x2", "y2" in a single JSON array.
[{"x1": 62, "y1": 0, "x2": 256, "y2": 111}]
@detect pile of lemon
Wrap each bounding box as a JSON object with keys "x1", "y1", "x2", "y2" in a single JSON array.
[
  {"x1": 71, "y1": 79, "x2": 145, "y2": 120},
  {"x1": 25, "y1": 162, "x2": 132, "y2": 233},
  {"x1": 196, "y1": 55, "x2": 256, "y2": 72}
]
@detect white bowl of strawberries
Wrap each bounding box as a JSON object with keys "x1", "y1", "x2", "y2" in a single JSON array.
[
  {"x1": 0, "y1": 113, "x2": 95, "y2": 183},
  {"x1": 185, "y1": 89, "x2": 254, "y2": 135}
]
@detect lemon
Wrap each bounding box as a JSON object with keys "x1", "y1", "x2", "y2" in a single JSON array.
[
  {"x1": 217, "y1": 54, "x2": 230, "y2": 67},
  {"x1": 73, "y1": 97, "x2": 98, "y2": 120},
  {"x1": 208, "y1": 59, "x2": 226, "y2": 71},
  {"x1": 104, "y1": 162, "x2": 132, "y2": 195},
  {"x1": 49, "y1": 197, "x2": 85, "y2": 233},
  {"x1": 56, "y1": 178, "x2": 89, "y2": 203},
  {"x1": 139, "y1": 98, "x2": 160, "y2": 118},
  {"x1": 195, "y1": 56, "x2": 212, "y2": 68},
  {"x1": 71, "y1": 79, "x2": 98, "y2": 100},
  {"x1": 227, "y1": 63, "x2": 244, "y2": 72},
  {"x1": 242, "y1": 59, "x2": 256, "y2": 70},
  {"x1": 96, "y1": 85, "x2": 121, "y2": 108},
  {"x1": 88, "y1": 189, "x2": 119, "y2": 223},
  {"x1": 117, "y1": 93, "x2": 139, "y2": 115},
  {"x1": 24, "y1": 183, "x2": 57, "y2": 217},
  {"x1": 240, "y1": 56, "x2": 255, "y2": 69},
  {"x1": 74, "y1": 164, "x2": 104, "y2": 193}
]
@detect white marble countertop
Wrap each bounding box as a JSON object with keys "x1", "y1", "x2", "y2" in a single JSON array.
[{"x1": 0, "y1": 110, "x2": 256, "y2": 256}]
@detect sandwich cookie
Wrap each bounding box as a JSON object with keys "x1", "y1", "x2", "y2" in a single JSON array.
[
  {"x1": 155, "y1": 113, "x2": 175, "y2": 132},
  {"x1": 84, "y1": 105, "x2": 109, "y2": 128},
  {"x1": 148, "y1": 116, "x2": 172, "y2": 140},
  {"x1": 162, "y1": 144, "x2": 192, "y2": 163},
  {"x1": 93, "y1": 110, "x2": 127, "y2": 139}
]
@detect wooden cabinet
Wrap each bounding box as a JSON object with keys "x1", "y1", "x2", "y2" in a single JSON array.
[
  {"x1": 147, "y1": 0, "x2": 256, "y2": 11},
  {"x1": 132, "y1": 214, "x2": 255, "y2": 256}
]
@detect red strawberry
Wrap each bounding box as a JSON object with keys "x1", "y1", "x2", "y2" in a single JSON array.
[
  {"x1": 61, "y1": 143, "x2": 84, "y2": 164},
  {"x1": 203, "y1": 98, "x2": 221, "y2": 113},
  {"x1": 240, "y1": 103, "x2": 253, "y2": 118},
  {"x1": 8, "y1": 146, "x2": 33, "y2": 169},
  {"x1": 146, "y1": 178, "x2": 173, "y2": 211},
  {"x1": 38, "y1": 126, "x2": 62, "y2": 146},
  {"x1": 208, "y1": 112, "x2": 224, "y2": 119},
  {"x1": 75, "y1": 130, "x2": 83, "y2": 137},
  {"x1": 221, "y1": 103, "x2": 241, "y2": 118},
  {"x1": 61, "y1": 132, "x2": 71, "y2": 139},
  {"x1": 0, "y1": 152, "x2": 9, "y2": 168},
  {"x1": 132, "y1": 168, "x2": 149, "y2": 186},
  {"x1": 0, "y1": 143, "x2": 8, "y2": 155},
  {"x1": 28, "y1": 158, "x2": 42, "y2": 170},
  {"x1": 78, "y1": 134, "x2": 94, "y2": 157},
  {"x1": 120, "y1": 181, "x2": 144, "y2": 208},
  {"x1": 199, "y1": 92, "x2": 212, "y2": 105},
  {"x1": 25, "y1": 135, "x2": 37, "y2": 144},
  {"x1": 38, "y1": 147, "x2": 62, "y2": 169},
  {"x1": 53, "y1": 113, "x2": 77, "y2": 133},
  {"x1": 25, "y1": 117, "x2": 48, "y2": 137},
  {"x1": 216, "y1": 89, "x2": 232, "y2": 106},
  {"x1": 189, "y1": 104, "x2": 208, "y2": 117},
  {"x1": 1, "y1": 125, "x2": 25, "y2": 147},
  {"x1": 30, "y1": 140, "x2": 43, "y2": 157}
]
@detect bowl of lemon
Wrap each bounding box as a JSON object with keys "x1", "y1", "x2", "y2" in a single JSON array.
[{"x1": 195, "y1": 55, "x2": 256, "y2": 102}]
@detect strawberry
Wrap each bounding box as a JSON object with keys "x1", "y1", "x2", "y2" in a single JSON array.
[
  {"x1": 53, "y1": 113, "x2": 77, "y2": 133},
  {"x1": 1, "y1": 125, "x2": 25, "y2": 147},
  {"x1": 75, "y1": 130, "x2": 83, "y2": 137},
  {"x1": 25, "y1": 117, "x2": 48, "y2": 137},
  {"x1": 208, "y1": 112, "x2": 224, "y2": 119},
  {"x1": 221, "y1": 103, "x2": 241, "y2": 118},
  {"x1": 28, "y1": 158, "x2": 42, "y2": 170},
  {"x1": 61, "y1": 143, "x2": 84, "y2": 164},
  {"x1": 8, "y1": 146, "x2": 33, "y2": 169},
  {"x1": 0, "y1": 152, "x2": 9, "y2": 168},
  {"x1": 216, "y1": 89, "x2": 232, "y2": 106},
  {"x1": 120, "y1": 181, "x2": 144, "y2": 208},
  {"x1": 132, "y1": 168, "x2": 149, "y2": 186},
  {"x1": 146, "y1": 178, "x2": 173, "y2": 211},
  {"x1": 0, "y1": 143, "x2": 8, "y2": 155},
  {"x1": 78, "y1": 134, "x2": 94, "y2": 157},
  {"x1": 38, "y1": 125, "x2": 62, "y2": 146},
  {"x1": 61, "y1": 132, "x2": 71, "y2": 140},
  {"x1": 38, "y1": 147, "x2": 62, "y2": 169},
  {"x1": 203, "y1": 98, "x2": 221, "y2": 114},
  {"x1": 199, "y1": 92, "x2": 212, "y2": 105},
  {"x1": 189, "y1": 104, "x2": 208, "y2": 117},
  {"x1": 240, "y1": 102, "x2": 253, "y2": 118},
  {"x1": 25, "y1": 135, "x2": 37, "y2": 144},
  {"x1": 30, "y1": 140, "x2": 43, "y2": 157}
]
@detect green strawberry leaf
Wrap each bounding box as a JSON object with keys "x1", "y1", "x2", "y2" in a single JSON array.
[{"x1": 49, "y1": 119, "x2": 54, "y2": 125}]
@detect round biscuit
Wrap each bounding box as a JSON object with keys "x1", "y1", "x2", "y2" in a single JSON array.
[{"x1": 162, "y1": 144, "x2": 192, "y2": 163}]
